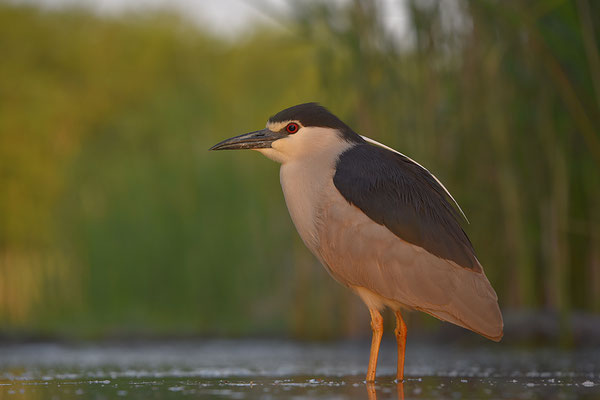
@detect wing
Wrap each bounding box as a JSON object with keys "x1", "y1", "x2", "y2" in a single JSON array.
[
  {"x1": 359, "y1": 135, "x2": 469, "y2": 223},
  {"x1": 323, "y1": 143, "x2": 502, "y2": 340},
  {"x1": 315, "y1": 183, "x2": 503, "y2": 340},
  {"x1": 333, "y1": 143, "x2": 479, "y2": 271}
]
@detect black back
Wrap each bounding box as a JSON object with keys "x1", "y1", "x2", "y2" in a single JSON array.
[
  {"x1": 333, "y1": 143, "x2": 480, "y2": 271},
  {"x1": 269, "y1": 103, "x2": 365, "y2": 144}
]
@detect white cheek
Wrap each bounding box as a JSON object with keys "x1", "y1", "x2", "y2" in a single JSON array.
[
  {"x1": 268, "y1": 137, "x2": 296, "y2": 161},
  {"x1": 255, "y1": 145, "x2": 288, "y2": 164},
  {"x1": 272, "y1": 133, "x2": 309, "y2": 157},
  {"x1": 256, "y1": 127, "x2": 346, "y2": 164}
]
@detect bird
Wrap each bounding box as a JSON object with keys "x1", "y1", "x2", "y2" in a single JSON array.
[{"x1": 210, "y1": 102, "x2": 503, "y2": 382}]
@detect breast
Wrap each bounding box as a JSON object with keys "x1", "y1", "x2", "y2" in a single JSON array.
[
  {"x1": 278, "y1": 141, "x2": 354, "y2": 255},
  {"x1": 279, "y1": 161, "x2": 335, "y2": 252}
]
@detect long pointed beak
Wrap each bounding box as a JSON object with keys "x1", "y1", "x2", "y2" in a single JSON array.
[{"x1": 209, "y1": 128, "x2": 285, "y2": 151}]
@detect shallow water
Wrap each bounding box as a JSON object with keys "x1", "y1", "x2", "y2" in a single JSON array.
[{"x1": 0, "y1": 340, "x2": 598, "y2": 399}]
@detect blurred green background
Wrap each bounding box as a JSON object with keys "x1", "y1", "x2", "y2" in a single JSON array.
[{"x1": 0, "y1": 0, "x2": 598, "y2": 342}]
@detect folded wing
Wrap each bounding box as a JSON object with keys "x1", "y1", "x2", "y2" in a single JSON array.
[{"x1": 319, "y1": 143, "x2": 503, "y2": 340}]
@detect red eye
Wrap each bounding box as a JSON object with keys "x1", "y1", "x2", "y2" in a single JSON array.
[{"x1": 286, "y1": 123, "x2": 299, "y2": 134}]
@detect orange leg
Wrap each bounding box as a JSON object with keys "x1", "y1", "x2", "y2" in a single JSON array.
[
  {"x1": 394, "y1": 310, "x2": 407, "y2": 381},
  {"x1": 366, "y1": 308, "x2": 383, "y2": 382}
]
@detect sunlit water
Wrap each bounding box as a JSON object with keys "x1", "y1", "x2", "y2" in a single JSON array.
[{"x1": 0, "y1": 340, "x2": 598, "y2": 399}]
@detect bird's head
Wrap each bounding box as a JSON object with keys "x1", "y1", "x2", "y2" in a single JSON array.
[{"x1": 209, "y1": 103, "x2": 365, "y2": 164}]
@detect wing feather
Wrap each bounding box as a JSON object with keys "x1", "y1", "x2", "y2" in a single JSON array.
[
  {"x1": 316, "y1": 190, "x2": 503, "y2": 340},
  {"x1": 333, "y1": 143, "x2": 478, "y2": 271},
  {"x1": 360, "y1": 135, "x2": 469, "y2": 223},
  {"x1": 320, "y1": 142, "x2": 503, "y2": 340}
]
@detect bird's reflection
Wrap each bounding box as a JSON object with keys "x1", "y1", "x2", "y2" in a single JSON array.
[
  {"x1": 366, "y1": 381, "x2": 404, "y2": 400},
  {"x1": 366, "y1": 382, "x2": 376, "y2": 400}
]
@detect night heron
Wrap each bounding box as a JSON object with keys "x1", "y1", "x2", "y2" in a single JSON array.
[{"x1": 210, "y1": 103, "x2": 503, "y2": 382}]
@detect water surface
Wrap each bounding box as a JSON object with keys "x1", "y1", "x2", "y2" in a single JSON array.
[{"x1": 1, "y1": 340, "x2": 598, "y2": 399}]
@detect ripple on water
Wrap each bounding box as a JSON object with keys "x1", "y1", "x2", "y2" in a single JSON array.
[{"x1": 0, "y1": 340, "x2": 598, "y2": 399}]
